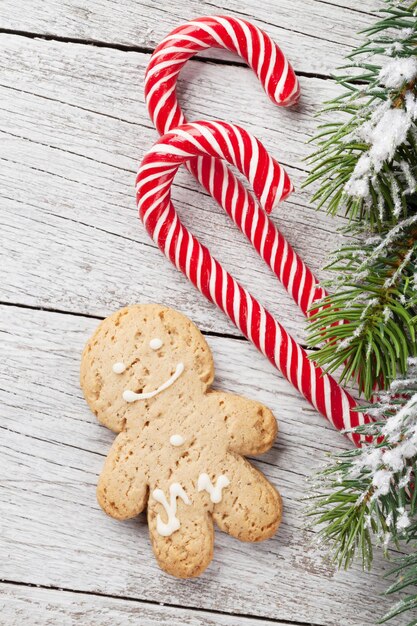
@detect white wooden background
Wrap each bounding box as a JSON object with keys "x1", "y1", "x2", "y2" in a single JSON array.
[{"x1": 0, "y1": 1, "x2": 402, "y2": 625}]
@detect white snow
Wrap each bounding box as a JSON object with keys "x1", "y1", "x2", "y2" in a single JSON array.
[
  {"x1": 386, "y1": 42, "x2": 404, "y2": 56},
  {"x1": 399, "y1": 466, "x2": 413, "y2": 487},
  {"x1": 379, "y1": 57, "x2": 417, "y2": 88},
  {"x1": 344, "y1": 105, "x2": 413, "y2": 198},
  {"x1": 343, "y1": 49, "x2": 417, "y2": 201},
  {"x1": 382, "y1": 448, "x2": 405, "y2": 472},
  {"x1": 383, "y1": 307, "x2": 393, "y2": 322},
  {"x1": 396, "y1": 508, "x2": 411, "y2": 531},
  {"x1": 400, "y1": 159, "x2": 416, "y2": 192},
  {"x1": 405, "y1": 91, "x2": 417, "y2": 118},
  {"x1": 354, "y1": 155, "x2": 372, "y2": 177},
  {"x1": 343, "y1": 177, "x2": 369, "y2": 198},
  {"x1": 367, "y1": 108, "x2": 410, "y2": 170},
  {"x1": 372, "y1": 469, "x2": 393, "y2": 496},
  {"x1": 399, "y1": 27, "x2": 415, "y2": 40},
  {"x1": 355, "y1": 447, "x2": 383, "y2": 472}
]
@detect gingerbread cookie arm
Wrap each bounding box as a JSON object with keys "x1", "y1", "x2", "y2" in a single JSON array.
[
  {"x1": 97, "y1": 433, "x2": 148, "y2": 520},
  {"x1": 212, "y1": 453, "x2": 282, "y2": 541},
  {"x1": 210, "y1": 391, "x2": 277, "y2": 455},
  {"x1": 148, "y1": 500, "x2": 214, "y2": 578},
  {"x1": 80, "y1": 309, "x2": 132, "y2": 434}
]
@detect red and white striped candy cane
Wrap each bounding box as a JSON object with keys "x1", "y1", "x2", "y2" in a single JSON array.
[
  {"x1": 136, "y1": 120, "x2": 371, "y2": 445},
  {"x1": 144, "y1": 17, "x2": 324, "y2": 317},
  {"x1": 145, "y1": 15, "x2": 300, "y2": 136}
]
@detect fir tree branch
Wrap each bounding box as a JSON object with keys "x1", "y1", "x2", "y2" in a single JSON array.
[
  {"x1": 380, "y1": 551, "x2": 417, "y2": 624},
  {"x1": 304, "y1": 3, "x2": 417, "y2": 624},
  {"x1": 305, "y1": 4, "x2": 417, "y2": 227},
  {"x1": 307, "y1": 219, "x2": 417, "y2": 398},
  {"x1": 305, "y1": 0, "x2": 417, "y2": 396},
  {"x1": 308, "y1": 359, "x2": 417, "y2": 622}
]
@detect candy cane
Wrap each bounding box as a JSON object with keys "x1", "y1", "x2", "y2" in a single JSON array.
[
  {"x1": 136, "y1": 121, "x2": 371, "y2": 445},
  {"x1": 145, "y1": 15, "x2": 300, "y2": 135},
  {"x1": 144, "y1": 17, "x2": 324, "y2": 316}
]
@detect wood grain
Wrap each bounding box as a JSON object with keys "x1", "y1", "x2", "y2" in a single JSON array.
[
  {"x1": 0, "y1": 582, "x2": 305, "y2": 626},
  {"x1": 0, "y1": 0, "x2": 379, "y2": 76},
  {"x1": 0, "y1": 3, "x2": 395, "y2": 624},
  {"x1": 0, "y1": 304, "x2": 401, "y2": 626},
  {"x1": 0, "y1": 34, "x2": 349, "y2": 344}
]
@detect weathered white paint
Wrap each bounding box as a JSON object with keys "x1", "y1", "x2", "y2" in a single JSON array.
[
  {"x1": 0, "y1": 4, "x2": 399, "y2": 624},
  {"x1": 0, "y1": 306, "x2": 403, "y2": 626},
  {"x1": 0, "y1": 0, "x2": 379, "y2": 75},
  {"x1": 0, "y1": 35, "x2": 350, "y2": 344},
  {"x1": 0, "y1": 582, "x2": 296, "y2": 626}
]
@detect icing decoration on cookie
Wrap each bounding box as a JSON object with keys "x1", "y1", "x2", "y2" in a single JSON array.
[
  {"x1": 123, "y1": 362, "x2": 184, "y2": 402},
  {"x1": 198, "y1": 473, "x2": 230, "y2": 503},
  {"x1": 169, "y1": 434, "x2": 185, "y2": 447},
  {"x1": 112, "y1": 362, "x2": 126, "y2": 374},
  {"x1": 150, "y1": 337, "x2": 163, "y2": 350},
  {"x1": 81, "y1": 303, "x2": 283, "y2": 578},
  {"x1": 153, "y1": 483, "x2": 190, "y2": 536}
]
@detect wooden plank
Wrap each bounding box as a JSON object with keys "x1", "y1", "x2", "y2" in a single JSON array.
[
  {"x1": 0, "y1": 0, "x2": 378, "y2": 76},
  {"x1": 312, "y1": 0, "x2": 379, "y2": 10},
  {"x1": 0, "y1": 304, "x2": 400, "y2": 625},
  {"x1": 0, "y1": 35, "x2": 349, "y2": 344},
  {"x1": 0, "y1": 33, "x2": 340, "y2": 166},
  {"x1": 0, "y1": 582, "x2": 302, "y2": 626}
]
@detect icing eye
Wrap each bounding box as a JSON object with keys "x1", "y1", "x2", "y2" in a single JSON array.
[
  {"x1": 170, "y1": 434, "x2": 185, "y2": 447},
  {"x1": 112, "y1": 362, "x2": 126, "y2": 374},
  {"x1": 149, "y1": 338, "x2": 163, "y2": 350}
]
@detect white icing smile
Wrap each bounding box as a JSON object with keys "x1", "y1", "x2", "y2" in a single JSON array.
[{"x1": 123, "y1": 362, "x2": 184, "y2": 403}]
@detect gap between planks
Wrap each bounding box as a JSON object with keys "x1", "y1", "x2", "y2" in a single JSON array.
[
  {"x1": 0, "y1": 9, "x2": 389, "y2": 625},
  {"x1": 0, "y1": 301, "x2": 317, "y2": 350},
  {"x1": 0, "y1": 580, "x2": 324, "y2": 626},
  {"x1": 0, "y1": 27, "x2": 333, "y2": 81},
  {"x1": 0, "y1": 36, "x2": 349, "y2": 343}
]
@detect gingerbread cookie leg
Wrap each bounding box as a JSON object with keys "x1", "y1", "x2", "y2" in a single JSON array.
[
  {"x1": 97, "y1": 433, "x2": 148, "y2": 520},
  {"x1": 148, "y1": 500, "x2": 214, "y2": 578},
  {"x1": 210, "y1": 391, "x2": 278, "y2": 455},
  {"x1": 212, "y1": 453, "x2": 282, "y2": 542}
]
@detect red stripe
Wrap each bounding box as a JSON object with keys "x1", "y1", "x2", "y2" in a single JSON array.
[{"x1": 141, "y1": 16, "x2": 372, "y2": 445}]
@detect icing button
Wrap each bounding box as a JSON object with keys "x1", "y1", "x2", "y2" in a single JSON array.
[{"x1": 170, "y1": 434, "x2": 185, "y2": 447}]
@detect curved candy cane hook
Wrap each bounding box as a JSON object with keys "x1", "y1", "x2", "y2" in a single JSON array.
[
  {"x1": 144, "y1": 17, "x2": 325, "y2": 317},
  {"x1": 137, "y1": 120, "x2": 371, "y2": 445},
  {"x1": 145, "y1": 15, "x2": 300, "y2": 137}
]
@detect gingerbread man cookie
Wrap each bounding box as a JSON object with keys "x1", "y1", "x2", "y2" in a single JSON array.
[{"x1": 80, "y1": 304, "x2": 282, "y2": 578}]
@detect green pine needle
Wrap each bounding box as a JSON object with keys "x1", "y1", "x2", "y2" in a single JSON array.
[
  {"x1": 304, "y1": 4, "x2": 417, "y2": 228},
  {"x1": 303, "y1": 0, "x2": 417, "y2": 397},
  {"x1": 308, "y1": 367, "x2": 417, "y2": 625},
  {"x1": 304, "y1": 3, "x2": 417, "y2": 624},
  {"x1": 307, "y1": 223, "x2": 417, "y2": 399}
]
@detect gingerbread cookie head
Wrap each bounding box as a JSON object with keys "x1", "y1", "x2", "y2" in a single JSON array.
[
  {"x1": 81, "y1": 305, "x2": 282, "y2": 578},
  {"x1": 80, "y1": 304, "x2": 214, "y2": 432}
]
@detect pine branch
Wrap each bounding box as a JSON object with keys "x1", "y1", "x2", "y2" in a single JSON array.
[
  {"x1": 307, "y1": 218, "x2": 417, "y2": 399},
  {"x1": 304, "y1": 3, "x2": 417, "y2": 624},
  {"x1": 308, "y1": 358, "x2": 417, "y2": 622},
  {"x1": 305, "y1": 2, "x2": 417, "y2": 228},
  {"x1": 380, "y1": 551, "x2": 417, "y2": 624},
  {"x1": 305, "y1": 0, "x2": 417, "y2": 396}
]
